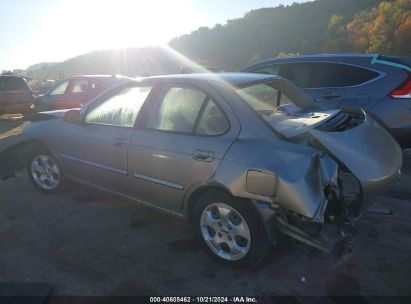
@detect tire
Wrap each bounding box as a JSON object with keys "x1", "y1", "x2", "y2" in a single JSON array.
[
  {"x1": 193, "y1": 190, "x2": 271, "y2": 267},
  {"x1": 27, "y1": 147, "x2": 66, "y2": 193}
]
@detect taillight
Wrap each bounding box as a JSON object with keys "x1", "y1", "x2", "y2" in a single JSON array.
[{"x1": 390, "y1": 72, "x2": 411, "y2": 98}]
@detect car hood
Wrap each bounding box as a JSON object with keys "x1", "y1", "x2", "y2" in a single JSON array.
[{"x1": 31, "y1": 109, "x2": 79, "y2": 121}]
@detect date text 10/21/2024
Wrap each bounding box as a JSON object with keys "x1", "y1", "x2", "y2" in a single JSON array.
[{"x1": 149, "y1": 297, "x2": 258, "y2": 303}]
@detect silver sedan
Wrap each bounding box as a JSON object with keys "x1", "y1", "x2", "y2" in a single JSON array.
[{"x1": 21, "y1": 73, "x2": 402, "y2": 267}]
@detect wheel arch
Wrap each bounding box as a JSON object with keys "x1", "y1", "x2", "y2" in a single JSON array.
[
  {"x1": 22, "y1": 139, "x2": 53, "y2": 159},
  {"x1": 183, "y1": 183, "x2": 234, "y2": 222}
]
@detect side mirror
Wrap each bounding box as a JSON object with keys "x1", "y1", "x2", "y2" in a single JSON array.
[{"x1": 63, "y1": 109, "x2": 80, "y2": 123}]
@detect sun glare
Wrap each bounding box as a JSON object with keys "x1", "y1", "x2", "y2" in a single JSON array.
[{"x1": 18, "y1": 0, "x2": 207, "y2": 67}]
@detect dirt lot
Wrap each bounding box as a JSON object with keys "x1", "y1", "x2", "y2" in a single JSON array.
[{"x1": 0, "y1": 115, "x2": 410, "y2": 299}]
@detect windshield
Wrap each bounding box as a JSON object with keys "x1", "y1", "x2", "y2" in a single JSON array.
[
  {"x1": 236, "y1": 82, "x2": 296, "y2": 114},
  {"x1": 236, "y1": 81, "x2": 306, "y2": 123}
]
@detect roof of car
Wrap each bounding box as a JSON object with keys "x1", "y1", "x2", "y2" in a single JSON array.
[
  {"x1": 146, "y1": 72, "x2": 280, "y2": 86},
  {"x1": 68, "y1": 75, "x2": 132, "y2": 87},
  {"x1": 244, "y1": 54, "x2": 378, "y2": 70},
  {"x1": 262, "y1": 53, "x2": 376, "y2": 62},
  {"x1": 0, "y1": 74, "x2": 26, "y2": 79}
]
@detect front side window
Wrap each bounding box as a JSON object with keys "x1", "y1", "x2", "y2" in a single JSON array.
[
  {"x1": 50, "y1": 80, "x2": 69, "y2": 96},
  {"x1": 72, "y1": 80, "x2": 89, "y2": 93},
  {"x1": 85, "y1": 86, "x2": 152, "y2": 127}
]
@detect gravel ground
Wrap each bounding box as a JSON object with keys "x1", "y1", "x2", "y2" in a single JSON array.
[{"x1": 0, "y1": 115, "x2": 410, "y2": 300}]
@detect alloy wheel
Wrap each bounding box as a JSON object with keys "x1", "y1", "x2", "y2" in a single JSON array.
[
  {"x1": 200, "y1": 202, "x2": 251, "y2": 261},
  {"x1": 31, "y1": 154, "x2": 61, "y2": 190}
]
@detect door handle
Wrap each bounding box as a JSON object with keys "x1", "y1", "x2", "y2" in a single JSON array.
[
  {"x1": 193, "y1": 150, "x2": 214, "y2": 162},
  {"x1": 322, "y1": 92, "x2": 341, "y2": 99}
]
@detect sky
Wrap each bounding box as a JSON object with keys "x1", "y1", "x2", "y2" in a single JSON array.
[{"x1": 0, "y1": 0, "x2": 309, "y2": 70}]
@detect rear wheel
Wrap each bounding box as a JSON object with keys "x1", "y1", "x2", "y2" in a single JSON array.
[
  {"x1": 193, "y1": 190, "x2": 270, "y2": 267},
  {"x1": 27, "y1": 148, "x2": 65, "y2": 193}
]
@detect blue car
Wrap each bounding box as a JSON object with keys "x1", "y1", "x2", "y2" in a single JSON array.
[{"x1": 243, "y1": 54, "x2": 411, "y2": 147}]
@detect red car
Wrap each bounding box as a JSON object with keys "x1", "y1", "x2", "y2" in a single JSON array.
[
  {"x1": 33, "y1": 75, "x2": 131, "y2": 111},
  {"x1": 0, "y1": 75, "x2": 35, "y2": 115}
]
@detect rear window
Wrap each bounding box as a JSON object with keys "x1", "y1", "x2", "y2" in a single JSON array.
[
  {"x1": 0, "y1": 77, "x2": 29, "y2": 92},
  {"x1": 236, "y1": 82, "x2": 292, "y2": 113}
]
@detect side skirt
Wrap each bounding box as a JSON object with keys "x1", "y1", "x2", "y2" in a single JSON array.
[{"x1": 65, "y1": 174, "x2": 186, "y2": 219}]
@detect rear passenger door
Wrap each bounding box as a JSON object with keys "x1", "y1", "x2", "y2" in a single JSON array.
[
  {"x1": 88, "y1": 81, "x2": 107, "y2": 102},
  {"x1": 127, "y1": 83, "x2": 240, "y2": 213},
  {"x1": 65, "y1": 79, "x2": 91, "y2": 108},
  {"x1": 278, "y1": 62, "x2": 344, "y2": 108}
]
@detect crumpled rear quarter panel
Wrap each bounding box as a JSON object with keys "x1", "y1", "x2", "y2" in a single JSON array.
[{"x1": 213, "y1": 139, "x2": 338, "y2": 220}]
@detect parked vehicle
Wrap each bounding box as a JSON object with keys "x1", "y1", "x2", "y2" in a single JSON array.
[
  {"x1": 243, "y1": 54, "x2": 411, "y2": 147},
  {"x1": 0, "y1": 74, "x2": 35, "y2": 115},
  {"x1": 21, "y1": 73, "x2": 402, "y2": 267},
  {"x1": 33, "y1": 75, "x2": 131, "y2": 111}
]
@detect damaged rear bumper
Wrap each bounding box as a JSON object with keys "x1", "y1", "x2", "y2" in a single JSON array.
[{"x1": 274, "y1": 211, "x2": 357, "y2": 254}]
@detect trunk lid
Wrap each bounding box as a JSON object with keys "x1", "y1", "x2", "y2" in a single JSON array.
[{"x1": 309, "y1": 109, "x2": 402, "y2": 201}]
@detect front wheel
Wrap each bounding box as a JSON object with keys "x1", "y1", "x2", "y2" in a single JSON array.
[
  {"x1": 193, "y1": 190, "x2": 271, "y2": 267},
  {"x1": 27, "y1": 148, "x2": 65, "y2": 193}
]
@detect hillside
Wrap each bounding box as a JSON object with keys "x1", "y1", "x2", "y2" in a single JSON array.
[
  {"x1": 24, "y1": 0, "x2": 410, "y2": 79},
  {"x1": 169, "y1": 0, "x2": 408, "y2": 69},
  {"x1": 25, "y1": 47, "x2": 184, "y2": 80}
]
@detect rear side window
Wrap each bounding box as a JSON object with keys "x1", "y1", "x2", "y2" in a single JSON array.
[
  {"x1": 50, "y1": 80, "x2": 69, "y2": 96},
  {"x1": 71, "y1": 80, "x2": 89, "y2": 93},
  {"x1": 253, "y1": 62, "x2": 380, "y2": 88},
  {"x1": 0, "y1": 77, "x2": 28, "y2": 92},
  {"x1": 85, "y1": 86, "x2": 152, "y2": 127},
  {"x1": 90, "y1": 82, "x2": 105, "y2": 93},
  {"x1": 279, "y1": 62, "x2": 340, "y2": 88},
  {"x1": 146, "y1": 87, "x2": 205, "y2": 133},
  {"x1": 196, "y1": 101, "x2": 229, "y2": 135},
  {"x1": 338, "y1": 64, "x2": 380, "y2": 86},
  {"x1": 146, "y1": 87, "x2": 228, "y2": 135}
]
